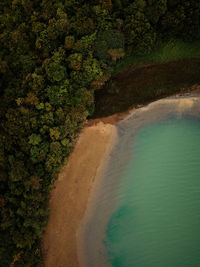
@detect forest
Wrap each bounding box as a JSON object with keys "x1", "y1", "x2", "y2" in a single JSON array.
[{"x1": 0, "y1": 0, "x2": 200, "y2": 266}]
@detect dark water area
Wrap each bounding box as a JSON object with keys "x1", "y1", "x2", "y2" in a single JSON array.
[{"x1": 79, "y1": 97, "x2": 200, "y2": 267}]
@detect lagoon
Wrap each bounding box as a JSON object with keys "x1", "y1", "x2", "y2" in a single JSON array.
[
  {"x1": 105, "y1": 117, "x2": 200, "y2": 267},
  {"x1": 79, "y1": 97, "x2": 200, "y2": 267}
]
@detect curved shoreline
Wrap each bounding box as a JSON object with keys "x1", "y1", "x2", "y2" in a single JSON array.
[
  {"x1": 78, "y1": 95, "x2": 200, "y2": 267},
  {"x1": 42, "y1": 88, "x2": 200, "y2": 267},
  {"x1": 88, "y1": 84, "x2": 200, "y2": 126},
  {"x1": 42, "y1": 122, "x2": 117, "y2": 267}
]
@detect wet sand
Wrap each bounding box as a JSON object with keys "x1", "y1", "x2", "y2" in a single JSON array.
[{"x1": 42, "y1": 122, "x2": 117, "y2": 267}]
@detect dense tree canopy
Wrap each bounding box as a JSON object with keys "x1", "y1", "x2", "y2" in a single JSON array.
[{"x1": 0, "y1": 0, "x2": 199, "y2": 265}]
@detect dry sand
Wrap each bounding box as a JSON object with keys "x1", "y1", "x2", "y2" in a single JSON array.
[{"x1": 42, "y1": 122, "x2": 117, "y2": 267}]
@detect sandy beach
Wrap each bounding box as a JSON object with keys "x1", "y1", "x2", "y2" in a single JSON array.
[
  {"x1": 42, "y1": 86, "x2": 200, "y2": 267},
  {"x1": 42, "y1": 122, "x2": 117, "y2": 267}
]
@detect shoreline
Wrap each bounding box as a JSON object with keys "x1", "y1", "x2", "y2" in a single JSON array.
[
  {"x1": 42, "y1": 122, "x2": 117, "y2": 267},
  {"x1": 77, "y1": 94, "x2": 200, "y2": 267},
  {"x1": 87, "y1": 84, "x2": 200, "y2": 126},
  {"x1": 42, "y1": 87, "x2": 200, "y2": 267},
  {"x1": 77, "y1": 125, "x2": 118, "y2": 267}
]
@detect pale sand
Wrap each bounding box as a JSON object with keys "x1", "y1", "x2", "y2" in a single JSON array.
[{"x1": 42, "y1": 122, "x2": 117, "y2": 267}]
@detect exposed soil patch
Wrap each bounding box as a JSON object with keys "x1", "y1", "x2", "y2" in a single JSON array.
[
  {"x1": 87, "y1": 84, "x2": 200, "y2": 126},
  {"x1": 93, "y1": 59, "x2": 200, "y2": 118}
]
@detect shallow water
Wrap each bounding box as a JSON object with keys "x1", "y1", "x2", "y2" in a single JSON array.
[
  {"x1": 78, "y1": 97, "x2": 200, "y2": 267},
  {"x1": 105, "y1": 117, "x2": 200, "y2": 267}
]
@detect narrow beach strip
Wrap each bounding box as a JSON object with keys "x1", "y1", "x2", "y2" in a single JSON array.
[{"x1": 42, "y1": 122, "x2": 117, "y2": 267}]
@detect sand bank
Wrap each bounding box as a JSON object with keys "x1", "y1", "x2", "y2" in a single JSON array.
[{"x1": 42, "y1": 122, "x2": 117, "y2": 267}]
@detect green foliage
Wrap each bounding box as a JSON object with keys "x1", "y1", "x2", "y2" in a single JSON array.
[
  {"x1": 65, "y1": 35, "x2": 75, "y2": 49},
  {"x1": 0, "y1": 0, "x2": 199, "y2": 265},
  {"x1": 28, "y1": 134, "x2": 42, "y2": 146},
  {"x1": 124, "y1": 1, "x2": 157, "y2": 54},
  {"x1": 145, "y1": 0, "x2": 167, "y2": 24},
  {"x1": 46, "y1": 81, "x2": 70, "y2": 106},
  {"x1": 73, "y1": 32, "x2": 97, "y2": 55},
  {"x1": 95, "y1": 29, "x2": 125, "y2": 63},
  {"x1": 113, "y1": 40, "x2": 200, "y2": 74},
  {"x1": 67, "y1": 53, "x2": 82, "y2": 70},
  {"x1": 92, "y1": 5, "x2": 114, "y2": 31},
  {"x1": 82, "y1": 57, "x2": 103, "y2": 83},
  {"x1": 44, "y1": 49, "x2": 67, "y2": 82},
  {"x1": 30, "y1": 142, "x2": 49, "y2": 163},
  {"x1": 45, "y1": 61, "x2": 66, "y2": 82},
  {"x1": 160, "y1": 0, "x2": 200, "y2": 40}
]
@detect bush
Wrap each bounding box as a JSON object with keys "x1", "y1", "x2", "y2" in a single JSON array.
[{"x1": 95, "y1": 29, "x2": 125, "y2": 63}]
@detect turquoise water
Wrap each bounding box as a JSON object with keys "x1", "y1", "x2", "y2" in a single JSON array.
[{"x1": 105, "y1": 117, "x2": 200, "y2": 267}]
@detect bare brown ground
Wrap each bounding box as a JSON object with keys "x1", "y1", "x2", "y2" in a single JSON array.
[
  {"x1": 86, "y1": 84, "x2": 200, "y2": 126},
  {"x1": 42, "y1": 122, "x2": 117, "y2": 267}
]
